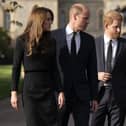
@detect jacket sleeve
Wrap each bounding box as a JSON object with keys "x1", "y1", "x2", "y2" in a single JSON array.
[
  {"x1": 51, "y1": 38, "x2": 64, "y2": 93},
  {"x1": 87, "y1": 36, "x2": 98, "y2": 100},
  {"x1": 11, "y1": 37, "x2": 24, "y2": 91}
]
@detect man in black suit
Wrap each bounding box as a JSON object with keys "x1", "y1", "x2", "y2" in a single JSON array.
[
  {"x1": 112, "y1": 41, "x2": 126, "y2": 126},
  {"x1": 91, "y1": 10, "x2": 126, "y2": 126},
  {"x1": 52, "y1": 3, "x2": 98, "y2": 126}
]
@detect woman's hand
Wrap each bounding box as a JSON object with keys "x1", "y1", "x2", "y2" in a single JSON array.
[
  {"x1": 10, "y1": 91, "x2": 19, "y2": 111},
  {"x1": 58, "y1": 92, "x2": 65, "y2": 109}
]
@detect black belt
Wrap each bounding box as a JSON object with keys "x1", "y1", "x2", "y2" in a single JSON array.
[{"x1": 25, "y1": 70, "x2": 49, "y2": 73}]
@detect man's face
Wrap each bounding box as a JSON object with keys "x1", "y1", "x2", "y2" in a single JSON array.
[
  {"x1": 105, "y1": 19, "x2": 122, "y2": 39},
  {"x1": 75, "y1": 10, "x2": 90, "y2": 31}
]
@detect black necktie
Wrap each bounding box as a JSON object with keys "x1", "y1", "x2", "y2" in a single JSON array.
[
  {"x1": 106, "y1": 40, "x2": 112, "y2": 73},
  {"x1": 71, "y1": 32, "x2": 76, "y2": 55}
]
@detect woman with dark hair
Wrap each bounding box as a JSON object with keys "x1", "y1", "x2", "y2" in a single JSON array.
[
  {"x1": 45, "y1": 7, "x2": 54, "y2": 22},
  {"x1": 32, "y1": 5, "x2": 54, "y2": 26},
  {"x1": 10, "y1": 6, "x2": 64, "y2": 126}
]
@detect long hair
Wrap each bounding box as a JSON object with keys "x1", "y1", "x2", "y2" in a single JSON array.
[{"x1": 23, "y1": 6, "x2": 47, "y2": 56}]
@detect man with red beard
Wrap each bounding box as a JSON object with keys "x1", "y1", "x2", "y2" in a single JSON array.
[{"x1": 91, "y1": 10, "x2": 126, "y2": 126}]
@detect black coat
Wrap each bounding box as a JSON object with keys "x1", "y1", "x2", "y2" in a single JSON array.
[
  {"x1": 95, "y1": 36, "x2": 126, "y2": 108},
  {"x1": 12, "y1": 32, "x2": 63, "y2": 126},
  {"x1": 52, "y1": 28, "x2": 98, "y2": 101},
  {"x1": 112, "y1": 40, "x2": 126, "y2": 109}
]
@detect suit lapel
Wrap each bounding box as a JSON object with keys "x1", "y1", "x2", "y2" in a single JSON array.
[
  {"x1": 77, "y1": 32, "x2": 83, "y2": 55},
  {"x1": 78, "y1": 32, "x2": 91, "y2": 56},
  {"x1": 60, "y1": 29, "x2": 70, "y2": 55},
  {"x1": 115, "y1": 38, "x2": 122, "y2": 58},
  {"x1": 114, "y1": 38, "x2": 123, "y2": 67},
  {"x1": 60, "y1": 29, "x2": 67, "y2": 45},
  {"x1": 100, "y1": 36, "x2": 106, "y2": 71}
]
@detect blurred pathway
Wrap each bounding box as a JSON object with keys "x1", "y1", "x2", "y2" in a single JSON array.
[
  {"x1": 0, "y1": 96, "x2": 25, "y2": 126},
  {"x1": 0, "y1": 97, "x2": 125, "y2": 126}
]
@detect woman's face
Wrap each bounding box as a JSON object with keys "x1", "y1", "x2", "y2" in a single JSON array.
[{"x1": 43, "y1": 12, "x2": 53, "y2": 31}]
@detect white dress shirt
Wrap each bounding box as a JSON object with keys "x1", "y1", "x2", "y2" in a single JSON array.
[
  {"x1": 104, "y1": 34, "x2": 118, "y2": 68},
  {"x1": 65, "y1": 25, "x2": 80, "y2": 54}
]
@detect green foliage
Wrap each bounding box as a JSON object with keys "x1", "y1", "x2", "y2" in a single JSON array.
[
  {"x1": 0, "y1": 27, "x2": 13, "y2": 64},
  {"x1": 0, "y1": 65, "x2": 11, "y2": 98},
  {"x1": 0, "y1": 65, "x2": 23, "y2": 99},
  {"x1": 0, "y1": 65, "x2": 12, "y2": 99},
  {"x1": 0, "y1": 27, "x2": 11, "y2": 51}
]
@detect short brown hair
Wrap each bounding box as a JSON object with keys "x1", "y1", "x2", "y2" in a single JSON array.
[
  {"x1": 103, "y1": 10, "x2": 122, "y2": 26},
  {"x1": 69, "y1": 3, "x2": 88, "y2": 18}
]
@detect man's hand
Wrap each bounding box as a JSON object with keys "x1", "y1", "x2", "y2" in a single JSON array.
[
  {"x1": 91, "y1": 100, "x2": 98, "y2": 112},
  {"x1": 58, "y1": 92, "x2": 65, "y2": 109},
  {"x1": 98, "y1": 72, "x2": 111, "y2": 82}
]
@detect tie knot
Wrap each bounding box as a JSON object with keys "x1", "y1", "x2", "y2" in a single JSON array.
[
  {"x1": 109, "y1": 40, "x2": 112, "y2": 43},
  {"x1": 108, "y1": 40, "x2": 112, "y2": 47},
  {"x1": 73, "y1": 32, "x2": 76, "y2": 37}
]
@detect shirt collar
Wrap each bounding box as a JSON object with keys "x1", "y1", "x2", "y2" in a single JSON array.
[
  {"x1": 66, "y1": 25, "x2": 80, "y2": 35},
  {"x1": 66, "y1": 25, "x2": 73, "y2": 35},
  {"x1": 104, "y1": 34, "x2": 117, "y2": 45}
]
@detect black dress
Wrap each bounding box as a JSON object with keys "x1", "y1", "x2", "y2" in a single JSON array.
[{"x1": 12, "y1": 32, "x2": 63, "y2": 126}]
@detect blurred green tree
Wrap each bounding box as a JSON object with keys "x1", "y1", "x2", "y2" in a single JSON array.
[{"x1": 0, "y1": 27, "x2": 13, "y2": 64}]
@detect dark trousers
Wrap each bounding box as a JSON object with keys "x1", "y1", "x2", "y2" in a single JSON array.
[
  {"x1": 120, "y1": 108, "x2": 126, "y2": 126},
  {"x1": 91, "y1": 87, "x2": 121, "y2": 126},
  {"x1": 59, "y1": 94, "x2": 90, "y2": 126}
]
